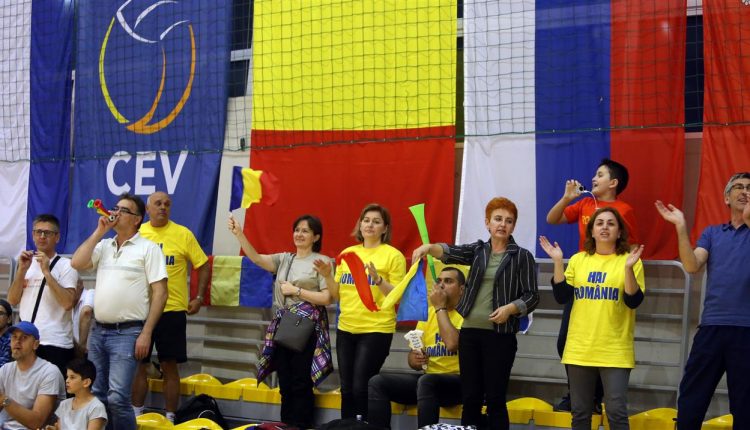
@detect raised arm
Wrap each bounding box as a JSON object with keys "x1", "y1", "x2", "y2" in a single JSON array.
[
  {"x1": 314, "y1": 259, "x2": 339, "y2": 301},
  {"x1": 429, "y1": 288, "x2": 459, "y2": 352},
  {"x1": 7, "y1": 251, "x2": 32, "y2": 305},
  {"x1": 228, "y1": 215, "x2": 275, "y2": 272},
  {"x1": 546, "y1": 180, "x2": 581, "y2": 224},
  {"x1": 655, "y1": 201, "x2": 708, "y2": 273},
  {"x1": 71, "y1": 217, "x2": 112, "y2": 271}
]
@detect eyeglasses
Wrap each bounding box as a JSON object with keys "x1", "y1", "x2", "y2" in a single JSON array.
[
  {"x1": 729, "y1": 183, "x2": 750, "y2": 192},
  {"x1": 111, "y1": 206, "x2": 139, "y2": 216},
  {"x1": 32, "y1": 229, "x2": 58, "y2": 237}
]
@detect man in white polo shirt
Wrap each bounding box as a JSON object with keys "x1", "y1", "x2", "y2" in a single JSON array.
[{"x1": 72, "y1": 193, "x2": 168, "y2": 430}]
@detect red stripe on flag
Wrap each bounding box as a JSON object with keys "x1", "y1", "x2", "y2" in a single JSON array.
[
  {"x1": 695, "y1": 0, "x2": 750, "y2": 239},
  {"x1": 244, "y1": 127, "x2": 455, "y2": 258},
  {"x1": 610, "y1": 0, "x2": 686, "y2": 259},
  {"x1": 337, "y1": 252, "x2": 378, "y2": 312}
]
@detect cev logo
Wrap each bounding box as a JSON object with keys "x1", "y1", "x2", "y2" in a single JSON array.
[{"x1": 99, "y1": 0, "x2": 196, "y2": 135}]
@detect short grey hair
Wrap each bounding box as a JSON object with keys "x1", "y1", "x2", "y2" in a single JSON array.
[{"x1": 724, "y1": 172, "x2": 750, "y2": 196}]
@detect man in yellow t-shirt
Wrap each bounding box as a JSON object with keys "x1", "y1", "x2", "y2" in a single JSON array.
[
  {"x1": 368, "y1": 267, "x2": 465, "y2": 429},
  {"x1": 131, "y1": 192, "x2": 210, "y2": 423}
]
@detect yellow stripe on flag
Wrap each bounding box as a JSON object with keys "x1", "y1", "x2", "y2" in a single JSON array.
[
  {"x1": 252, "y1": 0, "x2": 457, "y2": 131},
  {"x1": 381, "y1": 260, "x2": 423, "y2": 309},
  {"x1": 210, "y1": 256, "x2": 243, "y2": 306},
  {"x1": 241, "y1": 168, "x2": 263, "y2": 208}
]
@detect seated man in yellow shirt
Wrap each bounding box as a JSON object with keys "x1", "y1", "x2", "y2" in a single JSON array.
[{"x1": 368, "y1": 267, "x2": 465, "y2": 429}]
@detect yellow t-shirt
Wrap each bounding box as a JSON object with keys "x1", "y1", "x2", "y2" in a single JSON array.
[
  {"x1": 562, "y1": 252, "x2": 645, "y2": 368},
  {"x1": 140, "y1": 221, "x2": 209, "y2": 312},
  {"x1": 335, "y1": 244, "x2": 406, "y2": 333},
  {"x1": 417, "y1": 306, "x2": 463, "y2": 374}
]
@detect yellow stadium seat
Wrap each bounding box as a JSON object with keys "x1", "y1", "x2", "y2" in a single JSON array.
[
  {"x1": 702, "y1": 414, "x2": 733, "y2": 430},
  {"x1": 180, "y1": 373, "x2": 222, "y2": 395},
  {"x1": 507, "y1": 397, "x2": 553, "y2": 424},
  {"x1": 174, "y1": 418, "x2": 223, "y2": 430},
  {"x1": 628, "y1": 408, "x2": 677, "y2": 430},
  {"x1": 439, "y1": 405, "x2": 463, "y2": 419},
  {"x1": 148, "y1": 378, "x2": 164, "y2": 393},
  {"x1": 197, "y1": 377, "x2": 271, "y2": 400},
  {"x1": 535, "y1": 409, "x2": 601, "y2": 429},
  {"x1": 314, "y1": 387, "x2": 341, "y2": 409},
  {"x1": 244, "y1": 385, "x2": 281, "y2": 404},
  {"x1": 136, "y1": 412, "x2": 175, "y2": 430},
  {"x1": 231, "y1": 425, "x2": 259, "y2": 430}
]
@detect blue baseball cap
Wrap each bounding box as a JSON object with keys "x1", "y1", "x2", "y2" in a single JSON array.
[{"x1": 9, "y1": 321, "x2": 39, "y2": 340}]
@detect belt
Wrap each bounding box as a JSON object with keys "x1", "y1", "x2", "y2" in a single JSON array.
[{"x1": 96, "y1": 320, "x2": 144, "y2": 330}]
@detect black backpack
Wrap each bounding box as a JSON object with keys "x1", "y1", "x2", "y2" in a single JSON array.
[{"x1": 174, "y1": 394, "x2": 229, "y2": 429}]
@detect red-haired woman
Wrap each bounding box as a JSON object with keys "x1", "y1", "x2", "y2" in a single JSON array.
[
  {"x1": 412, "y1": 197, "x2": 539, "y2": 430},
  {"x1": 539, "y1": 207, "x2": 645, "y2": 430}
]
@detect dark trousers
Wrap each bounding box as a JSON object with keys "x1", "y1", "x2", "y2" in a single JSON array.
[
  {"x1": 336, "y1": 329, "x2": 392, "y2": 420},
  {"x1": 368, "y1": 372, "x2": 462, "y2": 428},
  {"x1": 36, "y1": 344, "x2": 75, "y2": 378},
  {"x1": 558, "y1": 300, "x2": 603, "y2": 404},
  {"x1": 459, "y1": 328, "x2": 517, "y2": 430},
  {"x1": 276, "y1": 333, "x2": 317, "y2": 428},
  {"x1": 677, "y1": 326, "x2": 750, "y2": 430}
]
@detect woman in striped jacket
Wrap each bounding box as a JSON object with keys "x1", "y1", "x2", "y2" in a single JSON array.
[{"x1": 412, "y1": 197, "x2": 539, "y2": 430}]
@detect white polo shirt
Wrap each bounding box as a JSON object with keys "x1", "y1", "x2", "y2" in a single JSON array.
[
  {"x1": 19, "y1": 255, "x2": 78, "y2": 348},
  {"x1": 91, "y1": 233, "x2": 167, "y2": 323}
]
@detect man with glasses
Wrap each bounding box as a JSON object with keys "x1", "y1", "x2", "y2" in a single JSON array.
[
  {"x1": 368, "y1": 267, "x2": 466, "y2": 429},
  {"x1": 656, "y1": 172, "x2": 750, "y2": 430},
  {"x1": 71, "y1": 193, "x2": 168, "y2": 430},
  {"x1": 131, "y1": 191, "x2": 209, "y2": 423},
  {"x1": 8, "y1": 214, "x2": 79, "y2": 377}
]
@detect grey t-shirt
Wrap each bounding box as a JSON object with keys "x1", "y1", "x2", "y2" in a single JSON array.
[
  {"x1": 0, "y1": 358, "x2": 65, "y2": 429},
  {"x1": 55, "y1": 395, "x2": 107, "y2": 429},
  {"x1": 270, "y1": 252, "x2": 331, "y2": 310}
]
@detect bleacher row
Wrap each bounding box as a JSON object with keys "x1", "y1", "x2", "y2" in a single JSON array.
[
  {"x1": 0, "y1": 256, "x2": 733, "y2": 429},
  {"x1": 138, "y1": 373, "x2": 734, "y2": 429}
]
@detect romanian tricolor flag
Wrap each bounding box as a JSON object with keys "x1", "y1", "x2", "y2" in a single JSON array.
[
  {"x1": 246, "y1": 0, "x2": 457, "y2": 256},
  {"x1": 190, "y1": 256, "x2": 274, "y2": 307},
  {"x1": 229, "y1": 167, "x2": 280, "y2": 211},
  {"x1": 382, "y1": 260, "x2": 428, "y2": 322}
]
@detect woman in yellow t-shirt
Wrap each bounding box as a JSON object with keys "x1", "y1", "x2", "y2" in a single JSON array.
[
  {"x1": 539, "y1": 207, "x2": 645, "y2": 430},
  {"x1": 315, "y1": 203, "x2": 406, "y2": 421}
]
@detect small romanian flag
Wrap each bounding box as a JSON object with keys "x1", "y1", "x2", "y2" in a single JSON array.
[
  {"x1": 229, "y1": 167, "x2": 280, "y2": 211},
  {"x1": 190, "y1": 256, "x2": 274, "y2": 307},
  {"x1": 382, "y1": 260, "x2": 428, "y2": 322}
]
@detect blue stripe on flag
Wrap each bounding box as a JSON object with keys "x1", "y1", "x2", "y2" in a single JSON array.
[
  {"x1": 239, "y1": 256, "x2": 274, "y2": 308},
  {"x1": 534, "y1": 0, "x2": 612, "y2": 256},
  {"x1": 27, "y1": 0, "x2": 74, "y2": 250}
]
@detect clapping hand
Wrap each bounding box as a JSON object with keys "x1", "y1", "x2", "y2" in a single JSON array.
[
  {"x1": 625, "y1": 244, "x2": 644, "y2": 269},
  {"x1": 538, "y1": 236, "x2": 563, "y2": 261},
  {"x1": 654, "y1": 200, "x2": 686, "y2": 227}
]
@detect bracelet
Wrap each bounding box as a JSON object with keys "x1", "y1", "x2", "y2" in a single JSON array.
[
  {"x1": 436, "y1": 307, "x2": 448, "y2": 313},
  {"x1": 296, "y1": 287, "x2": 302, "y2": 297},
  {"x1": 375, "y1": 276, "x2": 384, "y2": 286}
]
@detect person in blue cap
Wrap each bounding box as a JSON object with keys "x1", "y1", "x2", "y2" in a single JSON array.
[{"x1": 0, "y1": 321, "x2": 65, "y2": 429}]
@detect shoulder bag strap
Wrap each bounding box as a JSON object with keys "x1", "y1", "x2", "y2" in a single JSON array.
[{"x1": 31, "y1": 255, "x2": 61, "y2": 323}]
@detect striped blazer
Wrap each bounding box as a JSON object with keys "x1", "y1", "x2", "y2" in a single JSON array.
[{"x1": 439, "y1": 236, "x2": 539, "y2": 334}]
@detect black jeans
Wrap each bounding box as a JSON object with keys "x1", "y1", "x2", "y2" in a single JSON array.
[
  {"x1": 36, "y1": 344, "x2": 75, "y2": 378},
  {"x1": 558, "y1": 300, "x2": 603, "y2": 405},
  {"x1": 368, "y1": 372, "x2": 462, "y2": 428},
  {"x1": 459, "y1": 328, "x2": 516, "y2": 430},
  {"x1": 336, "y1": 329, "x2": 392, "y2": 420},
  {"x1": 275, "y1": 333, "x2": 317, "y2": 428}
]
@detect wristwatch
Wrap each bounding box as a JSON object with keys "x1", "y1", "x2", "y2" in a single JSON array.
[{"x1": 1, "y1": 396, "x2": 10, "y2": 408}]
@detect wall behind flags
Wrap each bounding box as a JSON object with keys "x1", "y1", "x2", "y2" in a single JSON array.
[{"x1": 0, "y1": 0, "x2": 733, "y2": 264}]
